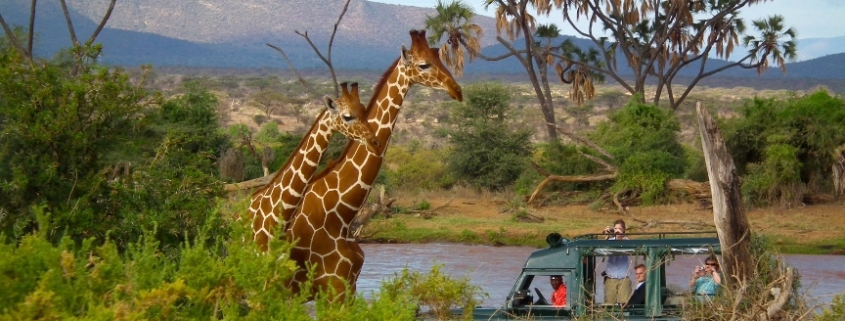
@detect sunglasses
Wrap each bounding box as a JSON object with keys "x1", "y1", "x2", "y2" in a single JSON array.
[{"x1": 705, "y1": 263, "x2": 718, "y2": 266}]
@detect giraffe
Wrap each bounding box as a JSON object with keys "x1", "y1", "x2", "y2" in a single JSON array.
[
  {"x1": 247, "y1": 82, "x2": 379, "y2": 251},
  {"x1": 285, "y1": 29, "x2": 462, "y2": 301}
]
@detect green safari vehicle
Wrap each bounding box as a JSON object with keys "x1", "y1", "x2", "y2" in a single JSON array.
[{"x1": 457, "y1": 231, "x2": 721, "y2": 320}]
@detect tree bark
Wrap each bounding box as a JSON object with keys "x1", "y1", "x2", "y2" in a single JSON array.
[
  {"x1": 834, "y1": 145, "x2": 845, "y2": 200},
  {"x1": 696, "y1": 102, "x2": 752, "y2": 286}
]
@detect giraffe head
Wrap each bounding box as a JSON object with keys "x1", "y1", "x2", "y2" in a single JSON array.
[
  {"x1": 400, "y1": 29, "x2": 463, "y2": 102},
  {"x1": 323, "y1": 82, "x2": 380, "y2": 152}
]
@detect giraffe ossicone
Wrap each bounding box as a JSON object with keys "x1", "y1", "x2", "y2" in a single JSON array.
[
  {"x1": 285, "y1": 29, "x2": 462, "y2": 302},
  {"x1": 246, "y1": 82, "x2": 378, "y2": 251}
]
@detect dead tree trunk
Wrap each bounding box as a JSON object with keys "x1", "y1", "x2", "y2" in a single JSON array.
[
  {"x1": 696, "y1": 102, "x2": 752, "y2": 286},
  {"x1": 834, "y1": 145, "x2": 845, "y2": 200}
]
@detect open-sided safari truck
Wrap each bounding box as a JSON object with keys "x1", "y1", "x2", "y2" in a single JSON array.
[{"x1": 460, "y1": 232, "x2": 721, "y2": 320}]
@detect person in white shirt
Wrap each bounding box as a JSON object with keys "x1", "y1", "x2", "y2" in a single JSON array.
[{"x1": 602, "y1": 219, "x2": 631, "y2": 305}]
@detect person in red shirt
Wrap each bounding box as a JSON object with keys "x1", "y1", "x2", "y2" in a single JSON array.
[{"x1": 550, "y1": 275, "x2": 567, "y2": 307}]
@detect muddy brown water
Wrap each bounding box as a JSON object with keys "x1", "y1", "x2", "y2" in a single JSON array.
[{"x1": 357, "y1": 243, "x2": 845, "y2": 308}]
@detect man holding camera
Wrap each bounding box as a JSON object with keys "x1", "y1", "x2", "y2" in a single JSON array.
[{"x1": 602, "y1": 219, "x2": 632, "y2": 305}]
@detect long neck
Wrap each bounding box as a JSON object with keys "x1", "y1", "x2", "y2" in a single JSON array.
[
  {"x1": 312, "y1": 61, "x2": 409, "y2": 226},
  {"x1": 249, "y1": 110, "x2": 335, "y2": 238}
]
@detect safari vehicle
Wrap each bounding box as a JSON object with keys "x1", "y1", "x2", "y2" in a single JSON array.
[{"x1": 460, "y1": 231, "x2": 721, "y2": 320}]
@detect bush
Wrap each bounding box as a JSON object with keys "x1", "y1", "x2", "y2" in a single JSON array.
[
  {"x1": 254, "y1": 121, "x2": 281, "y2": 143},
  {"x1": 381, "y1": 264, "x2": 487, "y2": 320},
  {"x1": 0, "y1": 210, "x2": 488, "y2": 320},
  {"x1": 383, "y1": 144, "x2": 450, "y2": 191},
  {"x1": 725, "y1": 91, "x2": 845, "y2": 198},
  {"x1": 445, "y1": 82, "x2": 533, "y2": 191},
  {"x1": 590, "y1": 101, "x2": 686, "y2": 204},
  {"x1": 817, "y1": 290, "x2": 845, "y2": 321}
]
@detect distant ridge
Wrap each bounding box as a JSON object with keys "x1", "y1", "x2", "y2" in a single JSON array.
[{"x1": 2, "y1": 0, "x2": 845, "y2": 92}]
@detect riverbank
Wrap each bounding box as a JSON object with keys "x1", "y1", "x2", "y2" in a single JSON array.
[{"x1": 358, "y1": 188, "x2": 845, "y2": 255}]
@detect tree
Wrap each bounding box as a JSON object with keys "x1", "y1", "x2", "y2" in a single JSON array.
[
  {"x1": 445, "y1": 83, "x2": 533, "y2": 191},
  {"x1": 424, "y1": 0, "x2": 483, "y2": 77},
  {"x1": 250, "y1": 90, "x2": 286, "y2": 117},
  {"x1": 539, "y1": 0, "x2": 796, "y2": 112}
]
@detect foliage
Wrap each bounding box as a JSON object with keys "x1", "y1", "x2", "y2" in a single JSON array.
[
  {"x1": 424, "y1": 0, "x2": 482, "y2": 77},
  {"x1": 445, "y1": 82, "x2": 533, "y2": 191},
  {"x1": 817, "y1": 290, "x2": 845, "y2": 321},
  {"x1": 0, "y1": 44, "x2": 147, "y2": 243},
  {"x1": 494, "y1": 1, "x2": 798, "y2": 111},
  {"x1": 382, "y1": 144, "x2": 451, "y2": 191},
  {"x1": 0, "y1": 42, "x2": 231, "y2": 251},
  {"x1": 590, "y1": 100, "x2": 686, "y2": 204},
  {"x1": 532, "y1": 141, "x2": 606, "y2": 192},
  {"x1": 254, "y1": 121, "x2": 282, "y2": 143},
  {"x1": 381, "y1": 264, "x2": 487, "y2": 320},
  {"x1": 0, "y1": 208, "x2": 429, "y2": 320},
  {"x1": 724, "y1": 91, "x2": 845, "y2": 205}
]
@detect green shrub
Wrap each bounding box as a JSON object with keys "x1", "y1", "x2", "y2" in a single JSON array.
[
  {"x1": 445, "y1": 82, "x2": 533, "y2": 191},
  {"x1": 0, "y1": 207, "x2": 443, "y2": 320},
  {"x1": 725, "y1": 91, "x2": 845, "y2": 197},
  {"x1": 381, "y1": 264, "x2": 487, "y2": 320},
  {"x1": 817, "y1": 290, "x2": 845, "y2": 321},
  {"x1": 590, "y1": 101, "x2": 686, "y2": 204},
  {"x1": 255, "y1": 121, "x2": 281, "y2": 143}
]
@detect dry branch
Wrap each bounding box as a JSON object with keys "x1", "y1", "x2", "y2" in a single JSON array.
[{"x1": 224, "y1": 175, "x2": 273, "y2": 192}]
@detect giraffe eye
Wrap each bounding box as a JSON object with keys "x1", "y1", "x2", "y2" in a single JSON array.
[
  {"x1": 419, "y1": 63, "x2": 431, "y2": 70},
  {"x1": 342, "y1": 114, "x2": 355, "y2": 122}
]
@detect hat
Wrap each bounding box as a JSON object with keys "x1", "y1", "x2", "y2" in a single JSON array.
[{"x1": 550, "y1": 275, "x2": 562, "y2": 280}]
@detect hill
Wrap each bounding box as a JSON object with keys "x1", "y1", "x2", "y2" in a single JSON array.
[{"x1": 2, "y1": 0, "x2": 845, "y2": 93}]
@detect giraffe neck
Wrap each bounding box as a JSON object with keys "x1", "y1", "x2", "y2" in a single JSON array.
[
  {"x1": 310, "y1": 60, "x2": 410, "y2": 226},
  {"x1": 248, "y1": 110, "x2": 335, "y2": 248}
]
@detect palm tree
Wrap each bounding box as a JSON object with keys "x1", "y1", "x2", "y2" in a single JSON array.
[
  {"x1": 535, "y1": 23, "x2": 561, "y2": 66},
  {"x1": 742, "y1": 15, "x2": 797, "y2": 75},
  {"x1": 424, "y1": 0, "x2": 483, "y2": 77}
]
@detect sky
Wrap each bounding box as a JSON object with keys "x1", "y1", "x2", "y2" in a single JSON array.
[{"x1": 370, "y1": 0, "x2": 845, "y2": 40}]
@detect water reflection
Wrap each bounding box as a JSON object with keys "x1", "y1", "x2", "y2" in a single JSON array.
[{"x1": 358, "y1": 243, "x2": 845, "y2": 308}]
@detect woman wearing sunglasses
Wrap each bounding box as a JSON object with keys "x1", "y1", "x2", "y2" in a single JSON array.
[{"x1": 689, "y1": 255, "x2": 723, "y2": 299}]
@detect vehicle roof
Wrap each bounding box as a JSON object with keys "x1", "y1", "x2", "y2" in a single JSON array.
[{"x1": 524, "y1": 232, "x2": 721, "y2": 270}]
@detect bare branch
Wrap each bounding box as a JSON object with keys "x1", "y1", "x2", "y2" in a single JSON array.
[
  {"x1": 58, "y1": 0, "x2": 79, "y2": 46},
  {"x1": 27, "y1": 0, "x2": 36, "y2": 55},
  {"x1": 548, "y1": 122, "x2": 615, "y2": 160},
  {"x1": 0, "y1": 13, "x2": 29, "y2": 59},
  {"x1": 323, "y1": 0, "x2": 350, "y2": 95},
  {"x1": 265, "y1": 43, "x2": 320, "y2": 97},
  {"x1": 527, "y1": 171, "x2": 618, "y2": 204},
  {"x1": 87, "y1": 0, "x2": 116, "y2": 45}
]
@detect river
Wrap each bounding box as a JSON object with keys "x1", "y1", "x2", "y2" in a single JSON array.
[{"x1": 357, "y1": 243, "x2": 845, "y2": 309}]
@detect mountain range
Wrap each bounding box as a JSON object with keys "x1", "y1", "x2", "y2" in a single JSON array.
[{"x1": 2, "y1": 0, "x2": 845, "y2": 89}]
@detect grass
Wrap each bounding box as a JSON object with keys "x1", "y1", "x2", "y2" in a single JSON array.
[{"x1": 355, "y1": 189, "x2": 845, "y2": 254}]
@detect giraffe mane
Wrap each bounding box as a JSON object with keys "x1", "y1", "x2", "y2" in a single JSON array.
[
  {"x1": 309, "y1": 57, "x2": 401, "y2": 183},
  {"x1": 365, "y1": 57, "x2": 400, "y2": 114}
]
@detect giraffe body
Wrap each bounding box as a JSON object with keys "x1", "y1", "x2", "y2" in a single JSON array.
[
  {"x1": 285, "y1": 30, "x2": 462, "y2": 301},
  {"x1": 247, "y1": 82, "x2": 378, "y2": 251}
]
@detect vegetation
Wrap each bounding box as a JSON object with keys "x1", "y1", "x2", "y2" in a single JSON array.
[
  {"x1": 590, "y1": 101, "x2": 687, "y2": 204},
  {"x1": 723, "y1": 91, "x2": 845, "y2": 207},
  {"x1": 444, "y1": 82, "x2": 533, "y2": 191}
]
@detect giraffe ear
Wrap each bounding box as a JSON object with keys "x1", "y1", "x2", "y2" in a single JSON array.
[
  {"x1": 324, "y1": 96, "x2": 337, "y2": 112},
  {"x1": 400, "y1": 45, "x2": 411, "y2": 64}
]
